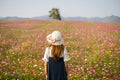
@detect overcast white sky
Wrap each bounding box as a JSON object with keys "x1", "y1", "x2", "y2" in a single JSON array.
[{"x1": 0, "y1": 0, "x2": 120, "y2": 17}]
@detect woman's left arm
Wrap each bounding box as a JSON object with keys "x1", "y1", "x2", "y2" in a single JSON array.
[{"x1": 44, "y1": 62, "x2": 48, "y2": 79}]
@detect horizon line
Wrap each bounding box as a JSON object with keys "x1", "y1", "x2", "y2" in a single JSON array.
[{"x1": 0, "y1": 15, "x2": 119, "y2": 18}]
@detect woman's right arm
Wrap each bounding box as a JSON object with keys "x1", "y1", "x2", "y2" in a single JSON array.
[
  {"x1": 64, "y1": 48, "x2": 70, "y2": 77},
  {"x1": 65, "y1": 61, "x2": 68, "y2": 76}
]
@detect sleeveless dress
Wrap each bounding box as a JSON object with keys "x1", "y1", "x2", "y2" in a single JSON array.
[
  {"x1": 48, "y1": 57, "x2": 67, "y2": 80},
  {"x1": 42, "y1": 47, "x2": 70, "y2": 80}
]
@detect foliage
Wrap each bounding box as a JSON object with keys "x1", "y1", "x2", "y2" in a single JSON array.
[
  {"x1": 0, "y1": 20, "x2": 120, "y2": 80},
  {"x1": 49, "y1": 8, "x2": 61, "y2": 20}
]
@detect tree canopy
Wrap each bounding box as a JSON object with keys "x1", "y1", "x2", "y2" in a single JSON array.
[{"x1": 49, "y1": 8, "x2": 61, "y2": 20}]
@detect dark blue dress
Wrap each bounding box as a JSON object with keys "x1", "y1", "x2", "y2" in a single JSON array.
[{"x1": 48, "y1": 57, "x2": 67, "y2": 80}]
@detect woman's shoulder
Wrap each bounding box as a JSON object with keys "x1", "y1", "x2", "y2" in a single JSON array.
[
  {"x1": 64, "y1": 47, "x2": 67, "y2": 52},
  {"x1": 45, "y1": 47, "x2": 52, "y2": 55},
  {"x1": 45, "y1": 47, "x2": 52, "y2": 50}
]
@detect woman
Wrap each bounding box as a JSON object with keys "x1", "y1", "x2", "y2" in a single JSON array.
[{"x1": 42, "y1": 31, "x2": 70, "y2": 80}]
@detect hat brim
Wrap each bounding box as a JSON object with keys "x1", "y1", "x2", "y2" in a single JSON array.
[{"x1": 46, "y1": 34, "x2": 64, "y2": 45}]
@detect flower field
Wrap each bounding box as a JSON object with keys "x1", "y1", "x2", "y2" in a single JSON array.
[{"x1": 0, "y1": 20, "x2": 120, "y2": 80}]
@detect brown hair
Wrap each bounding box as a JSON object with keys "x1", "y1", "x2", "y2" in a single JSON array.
[{"x1": 49, "y1": 44, "x2": 64, "y2": 61}]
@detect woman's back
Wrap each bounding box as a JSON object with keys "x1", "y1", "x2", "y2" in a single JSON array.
[
  {"x1": 48, "y1": 57, "x2": 67, "y2": 80},
  {"x1": 42, "y1": 31, "x2": 70, "y2": 80}
]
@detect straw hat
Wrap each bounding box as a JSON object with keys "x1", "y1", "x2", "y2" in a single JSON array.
[{"x1": 46, "y1": 31, "x2": 64, "y2": 45}]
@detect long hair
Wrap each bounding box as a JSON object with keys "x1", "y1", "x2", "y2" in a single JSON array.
[{"x1": 49, "y1": 44, "x2": 64, "y2": 61}]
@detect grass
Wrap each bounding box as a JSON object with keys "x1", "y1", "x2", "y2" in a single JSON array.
[{"x1": 0, "y1": 20, "x2": 120, "y2": 80}]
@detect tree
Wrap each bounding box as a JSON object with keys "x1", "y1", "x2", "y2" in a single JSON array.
[{"x1": 49, "y1": 8, "x2": 61, "y2": 20}]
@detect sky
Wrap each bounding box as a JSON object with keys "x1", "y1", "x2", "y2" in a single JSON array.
[{"x1": 0, "y1": 0, "x2": 120, "y2": 18}]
